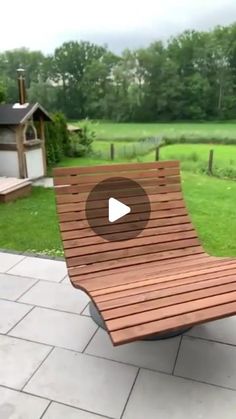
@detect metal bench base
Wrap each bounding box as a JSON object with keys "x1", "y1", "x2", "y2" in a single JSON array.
[{"x1": 89, "y1": 301, "x2": 191, "y2": 341}]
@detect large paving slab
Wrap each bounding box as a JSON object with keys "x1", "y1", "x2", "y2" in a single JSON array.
[
  {"x1": 43, "y1": 402, "x2": 109, "y2": 419},
  {"x1": 0, "y1": 299, "x2": 32, "y2": 333},
  {"x1": 19, "y1": 281, "x2": 90, "y2": 314},
  {"x1": 86, "y1": 328, "x2": 180, "y2": 373},
  {"x1": 0, "y1": 335, "x2": 51, "y2": 390},
  {"x1": 175, "y1": 336, "x2": 236, "y2": 390},
  {"x1": 10, "y1": 307, "x2": 97, "y2": 352},
  {"x1": 0, "y1": 273, "x2": 37, "y2": 300},
  {"x1": 0, "y1": 386, "x2": 49, "y2": 419},
  {"x1": 8, "y1": 256, "x2": 67, "y2": 282},
  {"x1": 187, "y1": 316, "x2": 236, "y2": 346},
  {"x1": 123, "y1": 369, "x2": 236, "y2": 419},
  {"x1": 25, "y1": 347, "x2": 137, "y2": 419},
  {"x1": 0, "y1": 252, "x2": 25, "y2": 273}
]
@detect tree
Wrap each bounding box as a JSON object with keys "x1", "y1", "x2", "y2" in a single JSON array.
[{"x1": 0, "y1": 23, "x2": 235, "y2": 121}]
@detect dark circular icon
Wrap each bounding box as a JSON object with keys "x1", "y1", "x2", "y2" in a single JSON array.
[{"x1": 85, "y1": 177, "x2": 151, "y2": 242}]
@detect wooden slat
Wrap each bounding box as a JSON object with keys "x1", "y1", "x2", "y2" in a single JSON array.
[
  {"x1": 57, "y1": 191, "x2": 183, "y2": 210},
  {"x1": 55, "y1": 182, "x2": 181, "y2": 198},
  {"x1": 92, "y1": 261, "x2": 236, "y2": 297},
  {"x1": 110, "y1": 302, "x2": 236, "y2": 345},
  {"x1": 72, "y1": 253, "x2": 217, "y2": 282},
  {"x1": 63, "y1": 223, "x2": 194, "y2": 249},
  {"x1": 54, "y1": 167, "x2": 180, "y2": 186},
  {"x1": 62, "y1": 215, "x2": 191, "y2": 240},
  {"x1": 69, "y1": 246, "x2": 204, "y2": 277},
  {"x1": 67, "y1": 238, "x2": 200, "y2": 267},
  {"x1": 55, "y1": 176, "x2": 181, "y2": 195},
  {"x1": 102, "y1": 280, "x2": 236, "y2": 320},
  {"x1": 65, "y1": 230, "x2": 197, "y2": 259},
  {"x1": 107, "y1": 290, "x2": 236, "y2": 332},
  {"x1": 53, "y1": 160, "x2": 179, "y2": 176},
  {"x1": 75, "y1": 253, "x2": 216, "y2": 280},
  {"x1": 79, "y1": 257, "x2": 234, "y2": 292},
  {"x1": 98, "y1": 269, "x2": 236, "y2": 311},
  {"x1": 60, "y1": 208, "x2": 188, "y2": 231},
  {"x1": 58, "y1": 200, "x2": 185, "y2": 223},
  {"x1": 93, "y1": 264, "x2": 236, "y2": 302},
  {"x1": 57, "y1": 193, "x2": 183, "y2": 214}
]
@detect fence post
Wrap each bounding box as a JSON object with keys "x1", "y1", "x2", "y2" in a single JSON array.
[
  {"x1": 208, "y1": 149, "x2": 214, "y2": 175},
  {"x1": 110, "y1": 143, "x2": 115, "y2": 161},
  {"x1": 155, "y1": 146, "x2": 160, "y2": 161}
]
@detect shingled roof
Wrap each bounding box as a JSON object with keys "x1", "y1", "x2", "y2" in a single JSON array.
[{"x1": 0, "y1": 103, "x2": 52, "y2": 125}]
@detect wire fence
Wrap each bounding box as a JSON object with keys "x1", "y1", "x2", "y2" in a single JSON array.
[{"x1": 92, "y1": 136, "x2": 162, "y2": 160}]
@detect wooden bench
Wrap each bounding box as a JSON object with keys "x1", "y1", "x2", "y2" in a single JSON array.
[
  {"x1": 0, "y1": 177, "x2": 32, "y2": 203},
  {"x1": 53, "y1": 161, "x2": 236, "y2": 346}
]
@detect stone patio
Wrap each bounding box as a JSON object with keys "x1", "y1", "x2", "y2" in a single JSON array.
[{"x1": 0, "y1": 250, "x2": 236, "y2": 419}]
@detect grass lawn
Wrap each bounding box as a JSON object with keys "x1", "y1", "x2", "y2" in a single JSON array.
[
  {"x1": 80, "y1": 121, "x2": 236, "y2": 141},
  {"x1": 0, "y1": 172, "x2": 236, "y2": 257},
  {"x1": 0, "y1": 187, "x2": 63, "y2": 257}
]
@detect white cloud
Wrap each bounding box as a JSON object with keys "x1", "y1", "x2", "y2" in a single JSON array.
[{"x1": 0, "y1": 0, "x2": 236, "y2": 53}]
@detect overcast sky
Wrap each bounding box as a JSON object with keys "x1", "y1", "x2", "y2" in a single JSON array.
[{"x1": 1, "y1": 0, "x2": 236, "y2": 54}]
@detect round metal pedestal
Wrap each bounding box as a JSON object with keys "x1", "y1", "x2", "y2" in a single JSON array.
[{"x1": 89, "y1": 302, "x2": 191, "y2": 340}]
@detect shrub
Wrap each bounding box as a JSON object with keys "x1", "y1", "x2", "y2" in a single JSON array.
[
  {"x1": 44, "y1": 112, "x2": 70, "y2": 165},
  {"x1": 163, "y1": 134, "x2": 236, "y2": 146},
  {"x1": 68, "y1": 121, "x2": 95, "y2": 157}
]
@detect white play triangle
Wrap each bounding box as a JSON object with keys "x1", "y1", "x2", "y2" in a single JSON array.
[{"x1": 108, "y1": 197, "x2": 131, "y2": 223}]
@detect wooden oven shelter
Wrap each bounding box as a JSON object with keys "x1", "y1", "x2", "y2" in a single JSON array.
[{"x1": 0, "y1": 69, "x2": 52, "y2": 180}]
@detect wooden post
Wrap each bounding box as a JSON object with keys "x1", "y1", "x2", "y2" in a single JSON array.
[
  {"x1": 110, "y1": 143, "x2": 115, "y2": 161},
  {"x1": 16, "y1": 125, "x2": 26, "y2": 178},
  {"x1": 39, "y1": 117, "x2": 47, "y2": 176},
  {"x1": 155, "y1": 146, "x2": 160, "y2": 161},
  {"x1": 208, "y1": 149, "x2": 214, "y2": 175}
]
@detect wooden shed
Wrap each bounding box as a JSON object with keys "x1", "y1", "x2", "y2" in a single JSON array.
[
  {"x1": 0, "y1": 102, "x2": 51, "y2": 179},
  {"x1": 0, "y1": 69, "x2": 52, "y2": 180}
]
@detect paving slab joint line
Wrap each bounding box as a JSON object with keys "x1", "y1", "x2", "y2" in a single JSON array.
[
  {"x1": 39, "y1": 400, "x2": 52, "y2": 419},
  {"x1": 16, "y1": 279, "x2": 41, "y2": 302},
  {"x1": 60, "y1": 273, "x2": 69, "y2": 283},
  {"x1": 173, "y1": 372, "x2": 236, "y2": 392},
  {"x1": 11, "y1": 299, "x2": 96, "y2": 320},
  {"x1": 80, "y1": 301, "x2": 90, "y2": 315},
  {"x1": 0, "y1": 383, "x2": 52, "y2": 404},
  {"x1": 21, "y1": 346, "x2": 55, "y2": 391},
  {"x1": 0, "y1": 296, "x2": 33, "y2": 307},
  {"x1": 120, "y1": 368, "x2": 140, "y2": 419},
  {"x1": 181, "y1": 334, "x2": 236, "y2": 348},
  {"x1": 172, "y1": 335, "x2": 183, "y2": 375},
  {"x1": 5, "y1": 255, "x2": 27, "y2": 274},
  {"x1": 6, "y1": 305, "x2": 35, "y2": 335},
  {"x1": 82, "y1": 325, "x2": 99, "y2": 353},
  {"x1": 83, "y1": 347, "x2": 181, "y2": 377}
]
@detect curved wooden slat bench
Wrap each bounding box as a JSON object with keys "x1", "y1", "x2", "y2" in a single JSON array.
[{"x1": 53, "y1": 161, "x2": 236, "y2": 346}]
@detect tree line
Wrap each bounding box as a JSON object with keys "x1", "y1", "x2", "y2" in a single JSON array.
[{"x1": 0, "y1": 23, "x2": 236, "y2": 122}]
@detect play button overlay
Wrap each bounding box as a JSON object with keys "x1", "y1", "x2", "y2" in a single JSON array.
[
  {"x1": 85, "y1": 177, "x2": 151, "y2": 242},
  {"x1": 108, "y1": 198, "x2": 131, "y2": 223}
]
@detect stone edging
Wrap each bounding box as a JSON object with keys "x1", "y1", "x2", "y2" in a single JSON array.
[{"x1": 0, "y1": 248, "x2": 65, "y2": 261}]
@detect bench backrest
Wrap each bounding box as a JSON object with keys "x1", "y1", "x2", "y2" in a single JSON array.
[{"x1": 53, "y1": 161, "x2": 202, "y2": 282}]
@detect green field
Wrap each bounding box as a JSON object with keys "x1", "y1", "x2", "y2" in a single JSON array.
[
  {"x1": 83, "y1": 121, "x2": 236, "y2": 141},
  {"x1": 1, "y1": 172, "x2": 236, "y2": 257},
  {"x1": 61, "y1": 121, "x2": 236, "y2": 177}
]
